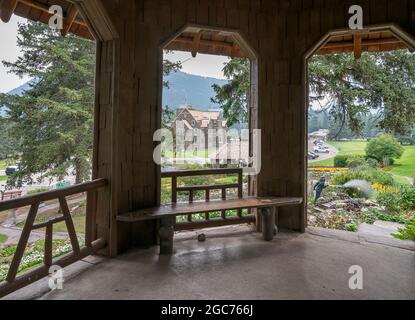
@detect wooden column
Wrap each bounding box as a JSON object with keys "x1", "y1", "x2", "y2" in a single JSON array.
[{"x1": 0, "y1": 0, "x2": 18, "y2": 23}]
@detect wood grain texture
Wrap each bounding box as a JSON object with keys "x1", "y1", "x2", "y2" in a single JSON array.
[
  {"x1": 87, "y1": 0, "x2": 415, "y2": 253},
  {"x1": 117, "y1": 197, "x2": 303, "y2": 222}
]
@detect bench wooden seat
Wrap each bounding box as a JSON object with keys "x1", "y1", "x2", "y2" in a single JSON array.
[
  {"x1": 118, "y1": 196, "x2": 303, "y2": 254},
  {"x1": 117, "y1": 197, "x2": 303, "y2": 222}
]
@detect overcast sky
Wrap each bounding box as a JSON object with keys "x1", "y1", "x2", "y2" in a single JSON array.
[
  {"x1": 0, "y1": 16, "x2": 30, "y2": 93},
  {"x1": 0, "y1": 16, "x2": 227, "y2": 94}
]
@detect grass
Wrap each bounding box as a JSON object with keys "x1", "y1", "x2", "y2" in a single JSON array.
[
  {"x1": 0, "y1": 176, "x2": 7, "y2": 182},
  {"x1": 388, "y1": 146, "x2": 415, "y2": 178},
  {"x1": 311, "y1": 141, "x2": 367, "y2": 166},
  {"x1": 0, "y1": 234, "x2": 7, "y2": 244}
]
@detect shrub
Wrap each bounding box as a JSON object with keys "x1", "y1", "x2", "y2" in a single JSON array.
[
  {"x1": 365, "y1": 134, "x2": 404, "y2": 164},
  {"x1": 334, "y1": 155, "x2": 349, "y2": 168},
  {"x1": 346, "y1": 155, "x2": 366, "y2": 168},
  {"x1": 27, "y1": 187, "x2": 49, "y2": 195},
  {"x1": 366, "y1": 158, "x2": 379, "y2": 168},
  {"x1": 332, "y1": 167, "x2": 394, "y2": 186},
  {"x1": 377, "y1": 186, "x2": 415, "y2": 213},
  {"x1": 393, "y1": 219, "x2": 415, "y2": 241},
  {"x1": 376, "y1": 189, "x2": 401, "y2": 213},
  {"x1": 346, "y1": 223, "x2": 358, "y2": 232}
]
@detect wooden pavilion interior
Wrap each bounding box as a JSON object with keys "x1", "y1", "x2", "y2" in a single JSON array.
[{"x1": 1, "y1": 0, "x2": 415, "y2": 299}]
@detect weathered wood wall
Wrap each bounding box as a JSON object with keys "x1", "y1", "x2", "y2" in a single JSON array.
[{"x1": 92, "y1": 0, "x2": 415, "y2": 255}]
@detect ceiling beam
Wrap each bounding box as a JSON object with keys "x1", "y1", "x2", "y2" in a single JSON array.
[
  {"x1": 0, "y1": 0, "x2": 18, "y2": 23},
  {"x1": 18, "y1": 0, "x2": 88, "y2": 27},
  {"x1": 321, "y1": 38, "x2": 404, "y2": 50},
  {"x1": 61, "y1": 4, "x2": 78, "y2": 36}
]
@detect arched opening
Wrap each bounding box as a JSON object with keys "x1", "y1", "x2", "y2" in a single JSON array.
[
  {"x1": 0, "y1": 0, "x2": 109, "y2": 293},
  {"x1": 157, "y1": 25, "x2": 259, "y2": 231},
  {"x1": 304, "y1": 25, "x2": 415, "y2": 240}
]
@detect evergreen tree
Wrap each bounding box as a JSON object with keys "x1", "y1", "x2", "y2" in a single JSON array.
[{"x1": 0, "y1": 22, "x2": 180, "y2": 187}]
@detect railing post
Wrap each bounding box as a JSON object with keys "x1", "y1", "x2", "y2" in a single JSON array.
[
  {"x1": 6, "y1": 203, "x2": 39, "y2": 283},
  {"x1": 44, "y1": 224, "x2": 53, "y2": 266},
  {"x1": 205, "y1": 189, "x2": 210, "y2": 220},
  {"x1": 59, "y1": 196, "x2": 81, "y2": 254},
  {"x1": 221, "y1": 187, "x2": 226, "y2": 219}
]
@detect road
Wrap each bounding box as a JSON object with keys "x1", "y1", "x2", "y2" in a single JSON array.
[{"x1": 308, "y1": 140, "x2": 338, "y2": 164}]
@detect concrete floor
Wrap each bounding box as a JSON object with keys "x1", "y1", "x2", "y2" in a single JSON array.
[{"x1": 4, "y1": 226, "x2": 415, "y2": 300}]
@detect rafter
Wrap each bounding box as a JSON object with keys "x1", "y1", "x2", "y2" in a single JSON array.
[
  {"x1": 0, "y1": 0, "x2": 18, "y2": 23},
  {"x1": 191, "y1": 32, "x2": 202, "y2": 58},
  {"x1": 353, "y1": 33, "x2": 362, "y2": 59},
  {"x1": 61, "y1": 4, "x2": 78, "y2": 36}
]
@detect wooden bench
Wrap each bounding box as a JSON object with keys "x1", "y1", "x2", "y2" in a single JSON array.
[
  {"x1": 1, "y1": 190, "x2": 22, "y2": 201},
  {"x1": 118, "y1": 196, "x2": 303, "y2": 254}
]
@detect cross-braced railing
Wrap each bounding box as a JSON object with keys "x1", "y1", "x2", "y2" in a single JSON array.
[
  {"x1": 161, "y1": 168, "x2": 255, "y2": 231},
  {"x1": 0, "y1": 179, "x2": 107, "y2": 298}
]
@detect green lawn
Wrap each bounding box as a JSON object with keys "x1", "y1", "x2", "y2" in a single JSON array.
[
  {"x1": 0, "y1": 234, "x2": 7, "y2": 244},
  {"x1": 0, "y1": 176, "x2": 7, "y2": 182},
  {"x1": 310, "y1": 140, "x2": 415, "y2": 181},
  {"x1": 311, "y1": 141, "x2": 367, "y2": 166},
  {"x1": 389, "y1": 145, "x2": 415, "y2": 178}
]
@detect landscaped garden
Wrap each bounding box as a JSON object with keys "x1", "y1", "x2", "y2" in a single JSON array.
[{"x1": 308, "y1": 135, "x2": 415, "y2": 241}]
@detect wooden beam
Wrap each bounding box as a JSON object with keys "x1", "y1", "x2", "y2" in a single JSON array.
[
  {"x1": 18, "y1": 0, "x2": 88, "y2": 27},
  {"x1": 322, "y1": 37, "x2": 403, "y2": 50},
  {"x1": 353, "y1": 33, "x2": 362, "y2": 59},
  {"x1": 61, "y1": 4, "x2": 78, "y2": 36},
  {"x1": 191, "y1": 32, "x2": 201, "y2": 58},
  {"x1": 231, "y1": 44, "x2": 239, "y2": 58},
  {"x1": 0, "y1": 0, "x2": 18, "y2": 23}
]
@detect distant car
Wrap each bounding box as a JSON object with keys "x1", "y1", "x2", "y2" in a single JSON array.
[
  {"x1": 5, "y1": 165, "x2": 18, "y2": 176},
  {"x1": 314, "y1": 147, "x2": 330, "y2": 154},
  {"x1": 308, "y1": 152, "x2": 319, "y2": 160},
  {"x1": 309, "y1": 151, "x2": 319, "y2": 158}
]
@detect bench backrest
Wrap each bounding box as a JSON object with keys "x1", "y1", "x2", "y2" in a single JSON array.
[
  {"x1": 161, "y1": 168, "x2": 244, "y2": 221},
  {"x1": 1, "y1": 190, "x2": 23, "y2": 201}
]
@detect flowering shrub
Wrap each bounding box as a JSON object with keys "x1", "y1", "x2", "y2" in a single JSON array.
[
  {"x1": 309, "y1": 167, "x2": 349, "y2": 172},
  {"x1": 371, "y1": 183, "x2": 399, "y2": 193},
  {"x1": 332, "y1": 167, "x2": 394, "y2": 187},
  {"x1": 377, "y1": 186, "x2": 415, "y2": 214},
  {"x1": 0, "y1": 239, "x2": 82, "y2": 283}
]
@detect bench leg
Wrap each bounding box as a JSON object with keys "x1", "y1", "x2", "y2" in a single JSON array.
[
  {"x1": 159, "y1": 217, "x2": 175, "y2": 255},
  {"x1": 261, "y1": 207, "x2": 275, "y2": 241}
]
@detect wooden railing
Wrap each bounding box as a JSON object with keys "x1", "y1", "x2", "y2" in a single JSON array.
[
  {"x1": 0, "y1": 178, "x2": 107, "y2": 298},
  {"x1": 161, "y1": 168, "x2": 255, "y2": 231}
]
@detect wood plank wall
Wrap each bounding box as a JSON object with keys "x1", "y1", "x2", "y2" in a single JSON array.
[{"x1": 93, "y1": 0, "x2": 414, "y2": 255}]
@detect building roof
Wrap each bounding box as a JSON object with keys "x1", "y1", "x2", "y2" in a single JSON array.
[{"x1": 187, "y1": 109, "x2": 221, "y2": 122}]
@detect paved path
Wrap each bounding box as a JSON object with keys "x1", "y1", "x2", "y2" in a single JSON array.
[
  {"x1": 0, "y1": 197, "x2": 84, "y2": 247},
  {"x1": 308, "y1": 141, "x2": 338, "y2": 164},
  {"x1": 0, "y1": 225, "x2": 69, "y2": 248}
]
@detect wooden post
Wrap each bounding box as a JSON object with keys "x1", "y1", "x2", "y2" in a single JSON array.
[
  {"x1": 0, "y1": 0, "x2": 18, "y2": 23},
  {"x1": 159, "y1": 217, "x2": 174, "y2": 255},
  {"x1": 261, "y1": 207, "x2": 275, "y2": 241}
]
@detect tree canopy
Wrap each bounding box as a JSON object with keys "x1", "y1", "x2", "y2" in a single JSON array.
[
  {"x1": 0, "y1": 21, "x2": 180, "y2": 187},
  {"x1": 212, "y1": 50, "x2": 415, "y2": 136}
]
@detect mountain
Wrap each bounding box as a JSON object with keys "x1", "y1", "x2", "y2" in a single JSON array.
[
  {"x1": 1, "y1": 72, "x2": 226, "y2": 117},
  {"x1": 7, "y1": 80, "x2": 34, "y2": 96},
  {"x1": 1, "y1": 79, "x2": 36, "y2": 116},
  {"x1": 163, "y1": 71, "x2": 227, "y2": 110}
]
